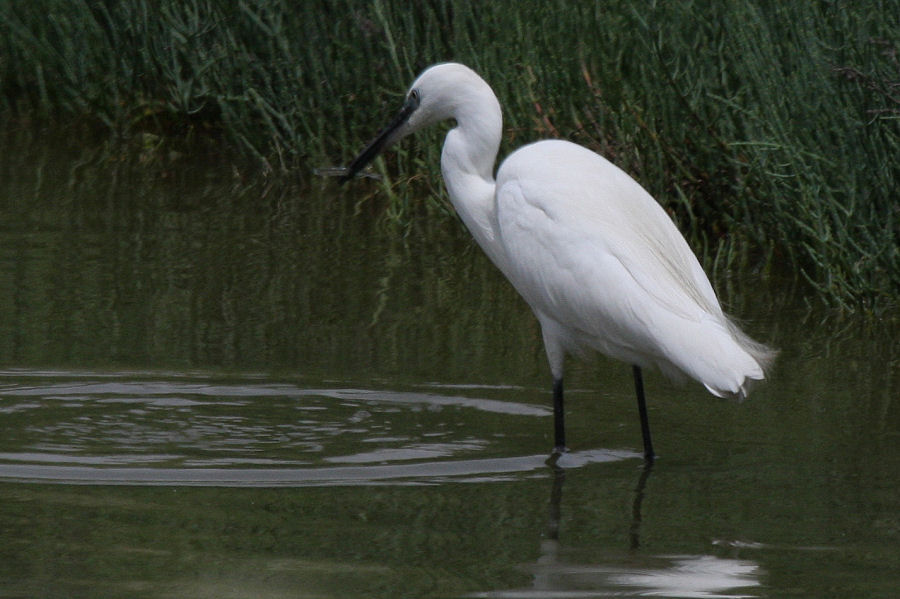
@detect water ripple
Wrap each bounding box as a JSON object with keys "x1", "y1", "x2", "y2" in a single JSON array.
[
  {"x1": 0, "y1": 449, "x2": 634, "y2": 487},
  {"x1": 0, "y1": 369, "x2": 630, "y2": 486}
]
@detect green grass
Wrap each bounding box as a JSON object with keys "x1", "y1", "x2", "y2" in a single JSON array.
[{"x1": 1, "y1": 0, "x2": 897, "y2": 312}]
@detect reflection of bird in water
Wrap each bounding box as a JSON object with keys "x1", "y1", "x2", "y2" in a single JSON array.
[
  {"x1": 473, "y1": 464, "x2": 761, "y2": 598},
  {"x1": 341, "y1": 63, "x2": 775, "y2": 460}
]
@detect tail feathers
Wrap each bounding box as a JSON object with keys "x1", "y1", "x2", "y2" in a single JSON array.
[
  {"x1": 726, "y1": 318, "x2": 778, "y2": 375},
  {"x1": 704, "y1": 318, "x2": 777, "y2": 400}
]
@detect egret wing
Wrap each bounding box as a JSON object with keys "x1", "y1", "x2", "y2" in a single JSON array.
[{"x1": 494, "y1": 140, "x2": 741, "y2": 382}]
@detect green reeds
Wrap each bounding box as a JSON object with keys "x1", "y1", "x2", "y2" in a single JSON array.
[{"x1": 1, "y1": 0, "x2": 897, "y2": 311}]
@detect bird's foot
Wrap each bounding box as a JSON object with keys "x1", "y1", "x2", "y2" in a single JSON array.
[{"x1": 545, "y1": 445, "x2": 569, "y2": 467}]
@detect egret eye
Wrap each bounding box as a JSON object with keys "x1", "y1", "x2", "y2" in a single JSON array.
[{"x1": 408, "y1": 89, "x2": 420, "y2": 105}]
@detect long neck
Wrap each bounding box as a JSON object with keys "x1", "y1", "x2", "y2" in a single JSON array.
[{"x1": 440, "y1": 101, "x2": 503, "y2": 265}]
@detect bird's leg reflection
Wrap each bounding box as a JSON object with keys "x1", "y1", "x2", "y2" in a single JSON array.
[
  {"x1": 523, "y1": 461, "x2": 759, "y2": 597},
  {"x1": 532, "y1": 464, "x2": 566, "y2": 590},
  {"x1": 543, "y1": 457, "x2": 654, "y2": 551},
  {"x1": 546, "y1": 465, "x2": 565, "y2": 541},
  {"x1": 629, "y1": 461, "x2": 654, "y2": 551}
]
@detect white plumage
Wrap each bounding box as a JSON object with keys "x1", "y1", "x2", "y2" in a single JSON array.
[{"x1": 342, "y1": 62, "x2": 774, "y2": 459}]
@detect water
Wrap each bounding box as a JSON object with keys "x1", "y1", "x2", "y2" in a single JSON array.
[{"x1": 0, "y1": 133, "x2": 898, "y2": 597}]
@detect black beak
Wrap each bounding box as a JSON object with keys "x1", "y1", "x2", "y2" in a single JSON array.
[{"x1": 340, "y1": 92, "x2": 420, "y2": 184}]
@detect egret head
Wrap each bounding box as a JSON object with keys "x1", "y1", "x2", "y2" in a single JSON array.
[{"x1": 340, "y1": 63, "x2": 496, "y2": 183}]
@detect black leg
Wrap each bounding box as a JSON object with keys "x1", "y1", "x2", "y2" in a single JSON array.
[
  {"x1": 552, "y1": 377, "x2": 567, "y2": 453},
  {"x1": 632, "y1": 366, "x2": 656, "y2": 462}
]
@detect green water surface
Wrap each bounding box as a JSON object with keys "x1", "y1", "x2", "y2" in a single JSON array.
[{"x1": 0, "y1": 135, "x2": 897, "y2": 598}]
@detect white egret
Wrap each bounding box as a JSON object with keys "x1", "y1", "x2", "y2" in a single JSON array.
[{"x1": 341, "y1": 63, "x2": 774, "y2": 461}]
